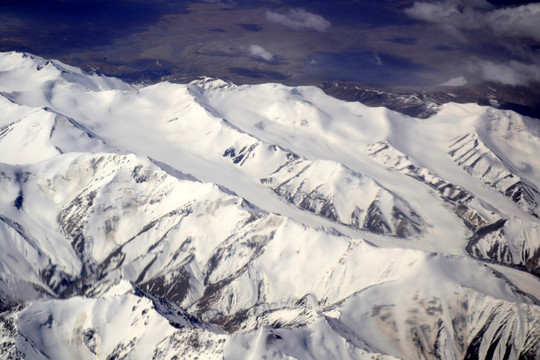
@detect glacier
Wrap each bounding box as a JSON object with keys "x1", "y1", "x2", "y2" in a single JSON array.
[{"x1": 0, "y1": 51, "x2": 539, "y2": 359}]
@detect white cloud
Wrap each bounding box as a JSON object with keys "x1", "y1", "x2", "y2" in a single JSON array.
[
  {"x1": 373, "y1": 53, "x2": 382, "y2": 66},
  {"x1": 266, "y1": 9, "x2": 330, "y2": 32},
  {"x1": 467, "y1": 59, "x2": 540, "y2": 86},
  {"x1": 405, "y1": 1, "x2": 540, "y2": 86},
  {"x1": 405, "y1": 1, "x2": 487, "y2": 30},
  {"x1": 439, "y1": 75, "x2": 468, "y2": 86},
  {"x1": 405, "y1": 1, "x2": 540, "y2": 41},
  {"x1": 249, "y1": 45, "x2": 274, "y2": 61},
  {"x1": 489, "y1": 4, "x2": 540, "y2": 42}
]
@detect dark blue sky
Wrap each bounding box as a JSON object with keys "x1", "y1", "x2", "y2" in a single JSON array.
[{"x1": 1, "y1": 0, "x2": 539, "y2": 87}]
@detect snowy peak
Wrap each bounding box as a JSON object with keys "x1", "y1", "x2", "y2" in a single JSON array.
[
  {"x1": 0, "y1": 51, "x2": 131, "y2": 94},
  {"x1": 0, "y1": 101, "x2": 114, "y2": 165}
]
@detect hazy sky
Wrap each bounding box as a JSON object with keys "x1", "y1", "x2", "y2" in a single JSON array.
[{"x1": 1, "y1": 0, "x2": 539, "y2": 87}]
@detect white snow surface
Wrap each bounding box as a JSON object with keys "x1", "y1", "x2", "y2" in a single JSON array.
[{"x1": 0, "y1": 52, "x2": 539, "y2": 359}]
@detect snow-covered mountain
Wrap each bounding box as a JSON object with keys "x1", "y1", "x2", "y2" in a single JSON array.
[{"x1": 1, "y1": 51, "x2": 539, "y2": 359}]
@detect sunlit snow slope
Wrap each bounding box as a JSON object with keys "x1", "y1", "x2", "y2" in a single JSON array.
[{"x1": 1, "y1": 52, "x2": 539, "y2": 360}]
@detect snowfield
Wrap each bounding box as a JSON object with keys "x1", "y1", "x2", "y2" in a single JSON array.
[{"x1": 0, "y1": 52, "x2": 539, "y2": 359}]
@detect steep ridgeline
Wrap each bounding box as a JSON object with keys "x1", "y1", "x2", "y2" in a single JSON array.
[
  {"x1": 221, "y1": 139, "x2": 424, "y2": 237},
  {"x1": 367, "y1": 139, "x2": 540, "y2": 277},
  {"x1": 1, "y1": 52, "x2": 540, "y2": 359},
  {"x1": 448, "y1": 131, "x2": 540, "y2": 219},
  {"x1": 260, "y1": 158, "x2": 423, "y2": 237}
]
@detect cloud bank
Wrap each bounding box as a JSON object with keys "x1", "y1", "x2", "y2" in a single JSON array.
[
  {"x1": 249, "y1": 45, "x2": 274, "y2": 61},
  {"x1": 405, "y1": 0, "x2": 540, "y2": 85},
  {"x1": 468, "y1": 59, "x2": 540, "y2": 86},
  {"x1": 266, "y1": 9, "x2": 330, "y2": 32},
  {"x1": 490, "y1": 4, "x2": 540, "y2": 42},
  {"x1": 405, "y1": 1, "x2": 540, "y2": 41}
]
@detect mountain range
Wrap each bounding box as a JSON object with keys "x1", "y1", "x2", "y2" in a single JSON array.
[{"x1": 0, "y1": 51, "x2": 539, "y2": 359}]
